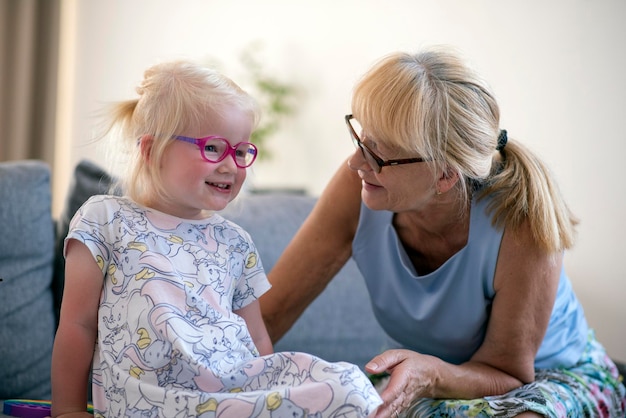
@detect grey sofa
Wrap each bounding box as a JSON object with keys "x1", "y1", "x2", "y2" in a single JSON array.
[{"x1": 0, "y1": 159, "x2": 391, "y2": 411}]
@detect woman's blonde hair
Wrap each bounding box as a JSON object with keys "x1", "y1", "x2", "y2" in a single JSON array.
[
  {"x1": 101, "y1": 60, "x2": 260, "y2": 205},
  {"x1": 351, "y1": 46, "x2": 577, "y2": 253}
]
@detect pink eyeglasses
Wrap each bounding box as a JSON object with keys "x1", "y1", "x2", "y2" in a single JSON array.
[{"x1": 174, "y1": 135, "x2": 258, "y2": 168}]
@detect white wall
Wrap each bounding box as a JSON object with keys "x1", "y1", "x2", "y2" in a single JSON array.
[{"x1": 54, "y1": 0, "x2": 626, "y2": 361}]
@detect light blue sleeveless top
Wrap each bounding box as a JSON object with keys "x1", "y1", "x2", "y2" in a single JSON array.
[{"x1": 352, "y1": 196, "x2": 588, "y2": 368}]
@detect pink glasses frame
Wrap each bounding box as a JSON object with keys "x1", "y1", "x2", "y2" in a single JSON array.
[{"x1": 174, "y1": 135, "x2": 258, "y2": 168}]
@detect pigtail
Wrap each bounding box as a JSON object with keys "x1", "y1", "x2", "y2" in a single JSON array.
[{"x1": 477, "y1": 138, "x2": 578, "y2": 253}]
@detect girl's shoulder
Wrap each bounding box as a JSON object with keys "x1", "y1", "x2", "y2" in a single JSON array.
[
  {"x1": 76, "y1": 195, "x2": 138, "y2": 219},
  {"x1": 80, "y1": 194, "x2": 128, "y2": 207}
]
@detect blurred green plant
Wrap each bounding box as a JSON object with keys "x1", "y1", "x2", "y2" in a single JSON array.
[
  {"x1": 205, "y1": 44, "x2": 300, "y2": 160},
  {"x1": 239, "y1": 45, "x2": 299, "y2": 160}
]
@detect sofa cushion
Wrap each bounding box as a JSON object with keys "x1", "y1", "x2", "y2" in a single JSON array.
[
  {"x1": 0, "y1": 160, "x2": 56, "y2": 398},
  {"x1": 52, "y1": 159, "x2": 115, "y2": 323}
]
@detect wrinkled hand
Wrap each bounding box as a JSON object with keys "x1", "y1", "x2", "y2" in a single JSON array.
[{"x1": 366, "y1": 349, "x2": 439, "y2": 418}]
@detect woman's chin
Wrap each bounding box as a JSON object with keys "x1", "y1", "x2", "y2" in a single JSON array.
[{"x1": 361, "y1": 189, "x2": 387, "y2": 211}]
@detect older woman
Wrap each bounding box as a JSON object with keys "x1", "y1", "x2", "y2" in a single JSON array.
[{"x1": 260, "y1": 46, "x2": 626, "y2": 417}]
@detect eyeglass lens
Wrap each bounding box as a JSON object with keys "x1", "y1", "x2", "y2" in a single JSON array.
[
  {"x1": 202, "y1": 138, "x2": 257, "y2": 167},
  {"x1": 348, "y1": 118, "x2": 382, "y2": 173}
]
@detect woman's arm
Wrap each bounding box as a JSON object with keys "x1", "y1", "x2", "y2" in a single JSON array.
[
  {"x1": 235, "y1": 300, "x2": 273, "y2": 356},
  {"x1": 260, "y1": 161, "x2": 363, "y2": 343},
  {"x1": 470, "y1": 218, "x2": 561, "y2": 386},
  {"x1": 366, "y1": 219, "x2": 562, "y2": 416},
  {"x1": 51, "y1": 240, "x2": 103, "y2": 418}
]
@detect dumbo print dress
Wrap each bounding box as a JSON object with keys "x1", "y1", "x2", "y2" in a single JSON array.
[{"x1": 66, "y1": 195, "x2": 382, "y2": 418}]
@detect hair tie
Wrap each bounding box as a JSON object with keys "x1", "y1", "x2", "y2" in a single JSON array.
[{"x1": 496, "y1": 129, "x2": 508, "y2": 151}]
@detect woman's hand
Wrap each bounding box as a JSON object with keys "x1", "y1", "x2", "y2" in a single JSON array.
[
  {"x1": 366, "y1": 349, "x2": 439, "y2": 417},
  {"x1": 366, "y1": 346, "x2": 530, "y2": 417}
]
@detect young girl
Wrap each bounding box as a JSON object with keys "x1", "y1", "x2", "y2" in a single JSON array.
[{"x1": 51, "y1": 60, "x2": 382, "y2": 418}]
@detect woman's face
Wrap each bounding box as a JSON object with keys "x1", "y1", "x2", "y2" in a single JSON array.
[
  {"x1": 154, "y1": 105, "x2": 254, "y2": 219},
  {"x1": 347, "y1": 132, "x2": 437, "y2": 213}
]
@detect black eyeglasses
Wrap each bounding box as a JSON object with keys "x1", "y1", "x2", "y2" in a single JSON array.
[{"x1": 345, "y1": 114, "x2": 427, "y2": 173}]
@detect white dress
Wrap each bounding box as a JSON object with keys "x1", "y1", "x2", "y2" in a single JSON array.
[{"x1": 66, "y1": 195, "x2": 382, "y2": 417}]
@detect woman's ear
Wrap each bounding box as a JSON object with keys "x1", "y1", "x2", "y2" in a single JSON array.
[
  {"x1": 436, "y1": 167, "x2": 460, "y2": 194},
  {"x1": 138, "y1": 135, "x2": 154, "y2": 161}
]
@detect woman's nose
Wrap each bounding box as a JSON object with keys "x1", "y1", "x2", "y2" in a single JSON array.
[{"x1": 347, "y1": 149, "x2": 370, "y2": 172}]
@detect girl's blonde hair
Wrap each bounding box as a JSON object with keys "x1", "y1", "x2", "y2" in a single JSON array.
[
  {"x1": 102, "y1": 60, "x2": 260, "y2": 204},
  {"x1": 351, "y1": 46, "x2": 577, "y2": 253}
]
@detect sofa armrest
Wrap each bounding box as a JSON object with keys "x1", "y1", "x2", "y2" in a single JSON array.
[{"x1": 0, "y1": 160, "x2": 56, "y2": 399}]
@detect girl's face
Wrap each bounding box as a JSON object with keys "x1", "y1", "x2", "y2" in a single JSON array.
[{"x1": 155, "y1": 105, "x2": 254, "y2": 219}]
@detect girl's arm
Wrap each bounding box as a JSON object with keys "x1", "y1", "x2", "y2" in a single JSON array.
[
  {"x1": 51, "y1": 239, "x2": 103, "y2": 418},
  {"x1": 235, "y1": 300, "x2": 273, "y2": 356},
  {"x1": 260, "y1": 161, "x2": 363, "y2": 342}
]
